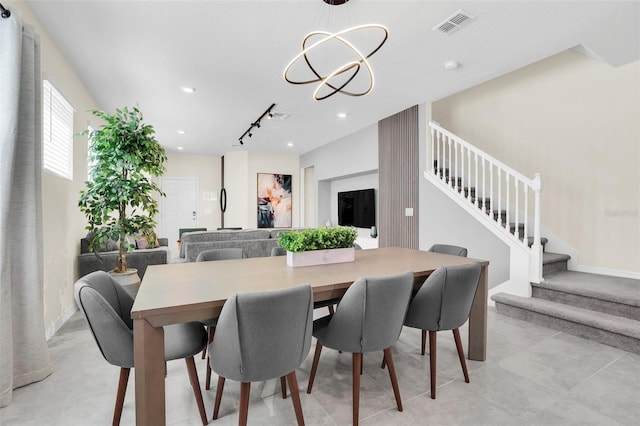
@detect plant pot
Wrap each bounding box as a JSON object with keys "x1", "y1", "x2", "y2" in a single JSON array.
[
  {"x1": 109, "y1": 268, "x2": 141, "y2": 298},
  {"x1": 286, "y1": 247, "x2": 355, "y2": 268}
]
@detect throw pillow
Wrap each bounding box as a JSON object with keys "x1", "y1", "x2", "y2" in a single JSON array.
[{"x1": 136, "y1": 232, "x2": 159, "y2": 249}]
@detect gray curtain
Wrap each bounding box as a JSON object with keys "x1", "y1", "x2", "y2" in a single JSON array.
[{"x1": 0, "y1": 9, "x2": 52, "y2": 407}]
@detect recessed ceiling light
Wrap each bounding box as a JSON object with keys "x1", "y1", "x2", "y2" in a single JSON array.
[
  {"x1": 337, "y1": 112, "x2": 347, "y2": 118},
  {"x1": 287, "y1": 142, "x2": 294, "y2": 147},
  {"x1": 444, "y1": 61, "x2": 459, "y2": 70},
  {"x1": 177, "y1": 130, "x2": 186, "y2": 134},
  {"x1": 180, "y1": 86, "x2": 195, "y2": 94},
  {"x1": 177, "y1": 146, "x2": 184, "y2": 151}
]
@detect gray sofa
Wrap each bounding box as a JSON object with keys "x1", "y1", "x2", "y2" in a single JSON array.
[
  {"x1": 77, "y1": 237, "x2": 170, "y2": 279},
  {"x1": 173, "y1": 229, "x2": 296, "y2": 263}
]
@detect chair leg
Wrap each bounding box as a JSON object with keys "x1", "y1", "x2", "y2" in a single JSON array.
[
  {"x1": 112, "y1": 367, "x2": 129, "y2": 426},
  {"x1": 205, "y1": 326, "x2": 216, "y2": 390},
  {"x1": 201, "y1": 325, "x2": 212, "y2": 359},
  {"x1": 281, "y1": 376, "x2": 287, "y2": 399},
  {"x1": 213, "y1": 376, "x2": 225, "y2": 420},
  {"x1": 429, "y1": 331, "x2": 437, "y2": 399},
  {"x1": 360, "y1": 353, "x2": 363, "y2": 375},
  {"x1": 328, "y1": 304, "x2": 335, "y2": 315},
  {"x1": 383, "y1": 347, "x2": 403, "y2": 412},
  {"x1": 286, "y1": 371, "x2": 305, "y2": 426},
  {"x1": 239, "y1": 382, "x2": 251, "y2": 426},
  {"x1": 185, "y1": 356, "x2": 208, "y2": 426},
  {"x1": 352, "y1": 353, "x2": 362, "y2": 426},
  {"x1": 421, "y1": 330, "x2": 427, "y2": 356},
  {"x1": 452, "y1": 328, "x2": 470, "y2": 383},
  {"x1": 380, "y1": 355, "x2": 386, "y2": 369},
  {"x1": 306, "y1": 342, "x2": 323, "y2": 394}
]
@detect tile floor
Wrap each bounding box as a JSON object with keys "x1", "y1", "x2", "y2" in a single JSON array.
[{"x1": 1, "y1": 307, "x2": 638, "y2": 425}]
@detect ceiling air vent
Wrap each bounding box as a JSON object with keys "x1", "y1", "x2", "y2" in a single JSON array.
[{"x1": 433, "y1": 9, "x2": 476, "y2": 35}]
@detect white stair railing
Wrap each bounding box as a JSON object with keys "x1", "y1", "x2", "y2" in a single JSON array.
[{"x1": 427, "y1": 121, "x2": 543, "y2": 284}]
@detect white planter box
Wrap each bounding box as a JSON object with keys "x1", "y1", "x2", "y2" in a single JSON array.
[{"x1": 286, "y1": 247, "x2": 355, "y2": 268}]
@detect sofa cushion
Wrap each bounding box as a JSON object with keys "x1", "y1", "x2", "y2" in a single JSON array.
[
  {"x1": 179, "y1": 229, "x2": 272, "y2": 258},
  {"x1": 184, "y1": 239, "x2": 279, "y2": 262}
]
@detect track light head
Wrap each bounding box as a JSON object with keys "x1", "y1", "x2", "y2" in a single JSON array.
[
  {"x1": 248, "y1": 132, "x2": 252, "y2": 138},
  {"x1": 267, "y1": 112, "x2": 273, "y2": 119},
  {"x1": 239, "y1": 138, "x2": 244, "y2": 145}
]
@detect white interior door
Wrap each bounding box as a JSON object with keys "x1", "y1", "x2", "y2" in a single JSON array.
[{"x1": 159, "y1": 177, "x2": 198, "y2": 255}]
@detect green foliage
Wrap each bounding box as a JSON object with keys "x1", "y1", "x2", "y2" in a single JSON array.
[
  {"x1": 278, "y1": 227, "x2": 358, "y2": 253},
  {"x1": 78, "y1": 106, "x2": 167, "y2": 272}
]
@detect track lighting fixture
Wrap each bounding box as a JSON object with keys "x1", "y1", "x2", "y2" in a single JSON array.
[{"x1": 236, "y1": 103, "x2": 276, "y2": 146}]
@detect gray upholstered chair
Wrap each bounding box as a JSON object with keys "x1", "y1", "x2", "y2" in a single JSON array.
[
  {"x1": 74, "y1": 271, "x2": 208, "y2": 426},
  {"x1": 270, "y1": 246, "x2": 287, "y2": 256},
  {"x1": 195, "y1": 247, "x2": 245, "y2": 389},
  {"x1": 196, "y1": 247, "x2": 245, "y2": 262},
  {"x1": 428, "y1": 243, "x2": 468, "y2": 257},
  {"x1": 306, "y1": 271, "x2": 414, "y2": 426},
  {"x1": 209, "y1": 284, "x2": 314, "y2": 426},
  {"x1": 353, "y1": 242, "x2": 363, "y2": 250},
  {"x1": 403, "y1": 262, "x2": 482, "y2": 399}
]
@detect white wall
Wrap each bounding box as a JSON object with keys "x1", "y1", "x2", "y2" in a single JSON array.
[
  {"x1": 300, "y1": 124, "x2": 379, "y2": 227},
  {"x1": 433, "y1": 49, "x2": 640, "y2": 275},
  {"x1": 224, "y1": 151, "x2": 300, "y2": 229}
]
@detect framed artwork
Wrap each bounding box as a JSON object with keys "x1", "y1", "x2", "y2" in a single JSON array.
[{"x1": 257, "y1": 173, "x2": 292, "y2": 228}]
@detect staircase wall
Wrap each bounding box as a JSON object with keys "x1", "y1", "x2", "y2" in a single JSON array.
[
  {"x1": 422, "y1": 174, "x2": 510, "y2": 289},
  {"x1": 432, "y1": 49, "x2": 640, "y2": 277}
]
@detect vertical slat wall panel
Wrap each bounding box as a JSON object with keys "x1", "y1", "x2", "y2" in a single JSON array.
[{"x1": 378, "y1": 105, "x2": 419, "y2": 249}]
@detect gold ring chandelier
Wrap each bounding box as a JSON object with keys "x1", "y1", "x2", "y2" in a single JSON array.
[{"x1": 283, "y1": 23, "x2": 389, "y2": 101}]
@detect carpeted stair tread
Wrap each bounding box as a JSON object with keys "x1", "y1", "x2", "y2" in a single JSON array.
[
  {"x1": 536, "y1": 271, "x2": 640, "y2": 308},
  {"x1": 491, "y1": 293, "x2": 640, "y2": 340},
  {"x1": 543, "y1": 252, "x2": 570, "y2": 264}
]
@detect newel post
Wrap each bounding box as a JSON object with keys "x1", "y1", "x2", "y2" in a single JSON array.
[{"x1": 530, "y1": 173, "x2": 543, "y2": 284}]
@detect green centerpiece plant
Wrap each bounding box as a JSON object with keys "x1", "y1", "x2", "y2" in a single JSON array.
[
  {"x1": 278, "y1": 227, "x2": 358, "y2": 252},
  {"x1": 78, "y1": 106, "x2": 167, "y2": 273}
]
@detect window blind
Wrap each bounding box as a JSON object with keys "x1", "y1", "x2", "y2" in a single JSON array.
[{"x1": 43, "y1": 80, "x2": 74, "y2": 179}]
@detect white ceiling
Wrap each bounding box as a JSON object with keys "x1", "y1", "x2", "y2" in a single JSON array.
[{"x1": 27, "y1": 0, "x2": 640, "y2": 157}]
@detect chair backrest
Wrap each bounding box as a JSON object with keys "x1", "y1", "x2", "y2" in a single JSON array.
[
  {"x1": 428, "y1": 244, "x2": 468, "y2": 257},
  {"x1": 319, "y1": 271, "x2": 414, "y2": 353},
  {"x1": 196, "y1": 248, "x2": 245, "y2": 262},
  {"x1": 405, "y1": 262, "x2": 481, "y2": 331},
  {"x1": 210, "y1": 284, "x2": 314, "y2": 383},
  {"x1": 353, "y1": 243, "x2": 363, "y2": 250},
  {"x1": 74, "y1": 270, "x2": 135, "y2": 367},
  {"x1": 270, "y1": 246, "x2": 287, "y2": 256}
]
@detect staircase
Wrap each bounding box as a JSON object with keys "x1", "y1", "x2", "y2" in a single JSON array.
[
  {"x1": 426, "y1": 122, "x2": 640, "y2": 354},
  {"x1": 492, "y1": 271, "x2": 640, "y2": 354}
]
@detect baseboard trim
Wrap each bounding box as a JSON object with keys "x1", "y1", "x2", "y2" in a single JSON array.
[
  {"x1": 572, "y1": 265, "x2": 640, "y2": 280},
  {"x1": 45, "y1": 303, "x2": 78, "y2": 341}
]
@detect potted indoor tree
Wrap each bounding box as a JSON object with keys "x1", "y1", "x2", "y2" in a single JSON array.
[
  {"x1": 78, "y1": 106, "x2": 167, "y2": 276},
  {"x1": 278, "y1": 227, "x2": 358, "y2": 267}
]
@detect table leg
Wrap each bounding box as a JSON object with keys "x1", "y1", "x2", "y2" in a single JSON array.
[
  {"x1": 468, "y1": 264, "x2": 488, "y2": 361},
  {"x1": 134, "y1": 318, "x2": 166, "y2": 425}
]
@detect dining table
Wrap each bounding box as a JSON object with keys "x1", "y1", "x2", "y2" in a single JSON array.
[{"x1": 131, "y1": 246, "x2": 489, "y2": 425}]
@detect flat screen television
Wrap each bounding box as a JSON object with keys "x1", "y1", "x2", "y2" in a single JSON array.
[{"x1": 338, "y1": 188, "x2": 376, "y2": 228}]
